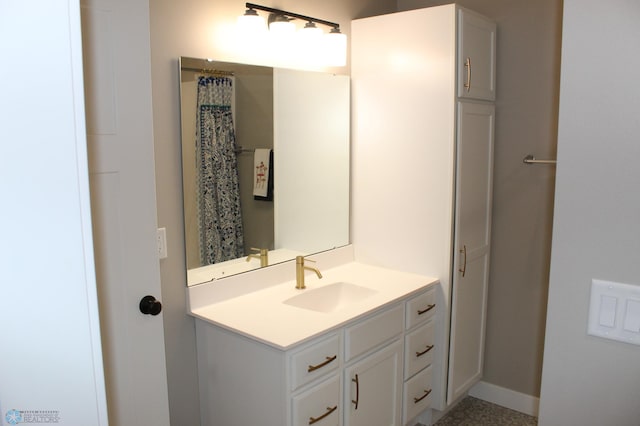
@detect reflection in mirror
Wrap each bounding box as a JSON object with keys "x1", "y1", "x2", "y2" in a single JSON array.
[{"x1": 179, "y1": 57, "x2": 350, "y2": 286}]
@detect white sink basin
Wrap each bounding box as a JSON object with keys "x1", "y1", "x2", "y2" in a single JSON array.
[{"x1": 283, "y1": 282, "x2": 377, "y2": 313}]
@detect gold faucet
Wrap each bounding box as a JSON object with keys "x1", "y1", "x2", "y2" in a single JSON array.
[
  {"x1": 295, "y1": 256, "x2": 322, "y2": 289},
  {"x1": 246, "y1": 248, "x2": 269, "y2": 267}
]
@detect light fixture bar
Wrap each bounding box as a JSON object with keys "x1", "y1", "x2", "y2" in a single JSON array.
[{"x1": 245, "y1": 3, "x2": 340, "y2": 30}]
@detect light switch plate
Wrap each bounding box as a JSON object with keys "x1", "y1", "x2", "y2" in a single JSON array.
[
  {"x1": 623, "y1": 299, "x2": 640, "y2": 332},
  {"x1": 598, "y1": 295, "x2": 617, "y2": 328},
  {"x1": 157, "y1": 227, "x2": 168, "y2": 259},
  {"x1": 588, "y1": 279, "x2": 640, "y2": 345}
]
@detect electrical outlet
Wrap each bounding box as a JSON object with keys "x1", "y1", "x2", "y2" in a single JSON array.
[{"x1": 157, "y1": 227, "x2": 168, "y2": 259}]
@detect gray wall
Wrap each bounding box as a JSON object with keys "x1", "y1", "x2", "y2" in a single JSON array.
[
  {"x1": 398, "y1": 0, "x2": 562, "y2": 397},
  {"x1": 539, "y1": 1, "x2": 640, "y2": 424},
  {"x1": 148, "y1": 0, "x2": 397, "y2": 424}
]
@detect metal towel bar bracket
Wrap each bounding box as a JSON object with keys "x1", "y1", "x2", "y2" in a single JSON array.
[{"x1": 523, "y1": 154, "x2": 556, "y2": 165}]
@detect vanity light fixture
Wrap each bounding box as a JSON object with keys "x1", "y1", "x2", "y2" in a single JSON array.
[{"x1": 238, "y1": 3, "x2": 347, "y2": 66}]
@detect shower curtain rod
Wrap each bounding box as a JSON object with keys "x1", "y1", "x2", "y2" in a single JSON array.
[
  {"x1": 235, "y1": 146, "x2": 272, "y2": 153},
  {"x1": 182, "y1": 66, "x2": 235, "y2": 76}
]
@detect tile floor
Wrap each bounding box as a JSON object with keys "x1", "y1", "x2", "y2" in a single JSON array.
[{"x1": 422, "y1": 396, "x2": 538, "y2": 426}]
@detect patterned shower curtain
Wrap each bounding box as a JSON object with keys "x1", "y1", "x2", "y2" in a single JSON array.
[{"x1": 196, "y1": 76, "x2": 244, "y2": 265}]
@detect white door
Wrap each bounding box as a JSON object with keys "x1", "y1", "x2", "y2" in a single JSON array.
[
  {"x1": 81, "y1": 0, "x2": 171, "y2": 424},
  {"x1": 345, "y1": 341, "x2": 403, "y2": 426},
  {"x1": 1, "y1": 1, "x2": 108, "y2": 424},
  {"x1": 447, "y1": 102, "x2": 495, "y2": 403}
]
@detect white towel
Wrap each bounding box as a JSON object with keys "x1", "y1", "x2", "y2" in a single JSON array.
[{"x1": 253, "y1": 149, "x2": 271, "y2": 197}]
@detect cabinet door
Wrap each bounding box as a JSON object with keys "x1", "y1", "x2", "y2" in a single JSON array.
[
  {"x1": 457, "y1": 8, "x2": 497, "y2": 100},
  {"x1": 447, "y1": 102, "x2": 495, "y2": 404},
  {"x1": 345, "y1": 340, "x2": 403, "y2": 426}
]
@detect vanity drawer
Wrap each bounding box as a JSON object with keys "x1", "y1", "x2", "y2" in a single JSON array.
[
  {"x1": 345, "y1": 304, "x2": 404, "y2": 361},
  {"x1": 403, "y1": 365, "x2": 433, "y2": 424},
  {"x1": 292, "y1": 374, "x2": 341, "y2": 426},
  {"x1": 404, "y1": 320, "x2": 435, "y2": 379},
  {"x1": 290, "y1": 334, "x2": 341, "y2": 391},
  {"x1": 405, "y1": 288, "x2": 436, "y2": 329}
]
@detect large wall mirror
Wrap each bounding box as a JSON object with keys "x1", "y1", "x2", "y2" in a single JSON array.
[{"x1": 179, "y1": 57, "x2": 350, "y2": 286}]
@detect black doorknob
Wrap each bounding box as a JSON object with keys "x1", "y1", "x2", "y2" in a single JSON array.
[{"x1": 139, "y1": 295, "x2": 162, "y2": 316}]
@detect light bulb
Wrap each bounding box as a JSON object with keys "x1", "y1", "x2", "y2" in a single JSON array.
[
  {"x1": 324, "y1": 28, "x2": 347, "y2": 67},
  {"x1": 269, "y1": 15, "x2": 295, "y2": 36},
  {"x1": 237, "y1": 8, "x2": 266, "y2": 35},
  {"x1": 299, "y1": 22, "x2": 323, "y2": 39},
  {"x1": 296, "y1": 22, "x2": 324, "y2": 66}
]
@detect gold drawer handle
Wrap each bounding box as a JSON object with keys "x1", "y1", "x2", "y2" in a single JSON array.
[
  {"x1": 307, "y1": 355, "x2": 337, "y2": 373},
  {"x1": 459, "y1": 245, "x2": 467, "y2": 277},
  {"x1": 351, "y1": 374, "x2": 360, "y2": 410},
  {"x1": 416, "y1": 345, "x2": 434, "y2": 357},
  {"x1": 464, "y1": 57, "x2": 471, "y2": 92},
  {"x1": 417, "y1": 304, "x2": 435, "y2": 315},
  {"x1": 414, "y1": 389, "x2": 432, "y2": 404},
  {"x1": 309, "y1": 405, "x2": 337, "y2": 425}
]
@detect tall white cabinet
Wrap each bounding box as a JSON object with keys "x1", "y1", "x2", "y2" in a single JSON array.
[{"x1": 351, "y1": 4, "x2": 496, "y2": 416}]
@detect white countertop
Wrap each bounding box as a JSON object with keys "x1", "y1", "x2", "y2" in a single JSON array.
[{"x1": 190, "y1": 261, "x2": 438, "y2": 350}]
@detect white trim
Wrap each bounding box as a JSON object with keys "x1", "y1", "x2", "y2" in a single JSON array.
[
  {"x1": 469, "y1": 381, "x2": 539, "y2": 417},
  {"x1": 69, "y1": 1, "x2": 109, "y2": 423}
]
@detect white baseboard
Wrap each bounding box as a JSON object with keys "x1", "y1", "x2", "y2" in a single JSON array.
[{"x1": 468, "y1": 381, "x2": 539, "y2": 417}]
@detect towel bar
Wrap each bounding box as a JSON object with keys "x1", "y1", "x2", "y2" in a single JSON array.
[
  {"x1": 523, "y1": 154, "x2": 556, "y2": 165},
  {"x1": 235, "y1": 145, "x2": 273, "y2": 154}
]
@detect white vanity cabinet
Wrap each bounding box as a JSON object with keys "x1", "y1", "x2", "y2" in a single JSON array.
[
  {"x1": 352, "y1": 4, "x2": 496, "y2": 413},
  {"x1": 195, "y1": 323, "x2": 343, "y2": 426},
  {"x1": 195, "y1": 286, "x2": 436, "y2": 426}
]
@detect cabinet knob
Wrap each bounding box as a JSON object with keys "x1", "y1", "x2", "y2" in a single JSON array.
[{"x1": 139, "y1": 295, "x2": 162, "y2": 315}]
